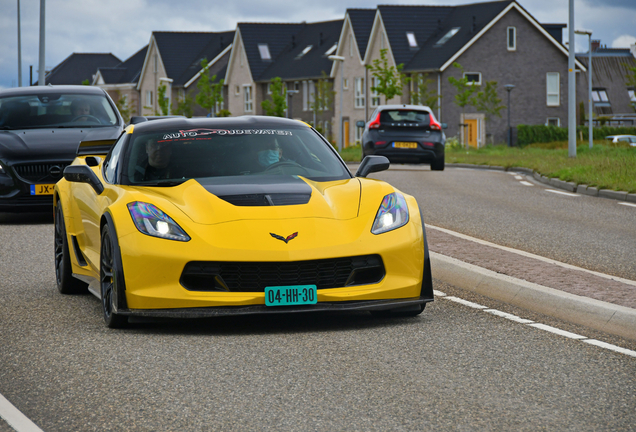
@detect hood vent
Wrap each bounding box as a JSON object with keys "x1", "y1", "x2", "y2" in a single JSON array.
[
  {"x1": 218, "y1": 193, "x2": 310, "y2": 207},
  {"x1": 199, "y1": 175, "x2": 313, "y2": 207}
]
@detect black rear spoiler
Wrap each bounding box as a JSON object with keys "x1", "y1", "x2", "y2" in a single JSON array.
[{"x1": 77, "y1": 139, "x2": 117, "y2": 156}]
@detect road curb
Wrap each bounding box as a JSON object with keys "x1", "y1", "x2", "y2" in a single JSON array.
[{"x1": 430, "y1": 252, "x2": 636, "y2": 341}]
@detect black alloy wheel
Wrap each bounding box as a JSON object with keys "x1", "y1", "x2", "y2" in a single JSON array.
[
  {"x1": 54, "y1": 205, "x2": 88, "y2": 294},
  {"x1": 100, "y1": 225, "x2": 128, "y2": 328}
]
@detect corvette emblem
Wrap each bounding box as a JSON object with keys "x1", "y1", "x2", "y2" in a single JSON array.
[{"x1": 270, "y1": 232, "x2": 298, "y2": 244}]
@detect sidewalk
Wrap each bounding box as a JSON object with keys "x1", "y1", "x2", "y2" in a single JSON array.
[{"x1": 347, "y1": 162, "x2": 636, "y2": 340}]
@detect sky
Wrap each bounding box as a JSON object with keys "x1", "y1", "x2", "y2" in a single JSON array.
[{"x1": 1, "y1": 0, "x2": 635, "y2": 89}]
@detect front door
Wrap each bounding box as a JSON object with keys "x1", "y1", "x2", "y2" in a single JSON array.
[
  {"x1": 466, "y1": 119, "x2": 478, "y2": 148},
  {"x1": 343, "y1": 120, "x2": 350, "y2": 148}
]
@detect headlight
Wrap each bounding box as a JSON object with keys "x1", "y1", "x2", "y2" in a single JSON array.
[
  {"x1": 0, "y1": 162, "x2": 5, "y2": 174},
  {"x1": 371, "y1": 192, "x2": 409, "y2": 234},
  {"x1": 127, "y1": 201, "x2": 190, "y2": 242}
]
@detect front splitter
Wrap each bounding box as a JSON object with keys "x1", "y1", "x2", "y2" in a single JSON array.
[{"x1": 116, "y1": 296, "x2": 433, "y2": 318}]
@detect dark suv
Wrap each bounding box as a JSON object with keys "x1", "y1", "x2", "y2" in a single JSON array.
[
  {"x1": 0, "y1": 85, "x2": 123, "y2": 212},
  {"x1": 358, "y1": 104, "x2": 446, "y2": 170}
]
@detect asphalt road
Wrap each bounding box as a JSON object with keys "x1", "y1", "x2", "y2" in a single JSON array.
[
  {"x1": 1, "y1": 194, "x2": 635, "y2": 431},
  {"x1": 371, "y1": 166, "x2": 636, "y2": 281}
]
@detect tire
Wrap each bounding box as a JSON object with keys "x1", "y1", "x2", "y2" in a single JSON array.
[
  {"x1": 100, "y1": 224, "x2": 128, "y2": 328},
  {"x1": 370, "y1": 303, "x2": 426, "y2": 318},
  {"x1": 54, "y1": 205, "x2": 88, "y2": 294},
  {"x1": 431, "y1": 155, "x2": 445, "y2": 171}
]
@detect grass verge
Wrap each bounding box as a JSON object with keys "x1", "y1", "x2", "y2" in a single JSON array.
[{"x1": 446, "y1": 141, "x2": 636, "y2": 193}]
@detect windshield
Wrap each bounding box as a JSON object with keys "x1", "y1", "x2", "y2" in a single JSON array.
[
  {"x1": 0, "y1": 93, "x2": 118, "y2": 130},
  {"x1": 123, "y1": 127, "x2": 351, "y2": 184},
  {"x1": 380, "y1": 109, "x2": 430, "y2": 124}
]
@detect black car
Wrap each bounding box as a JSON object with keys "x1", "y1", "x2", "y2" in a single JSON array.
[
  {"x1": 0, "y1": 85, "x2": 123, "y2": 212},
  {"x1": 358, "y1": 104, "x2": 447, "y2": 170}
]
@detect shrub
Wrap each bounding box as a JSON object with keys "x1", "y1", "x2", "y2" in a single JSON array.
[{"x1": 517, "y1": 125, "x2": 636, "y2": 146}]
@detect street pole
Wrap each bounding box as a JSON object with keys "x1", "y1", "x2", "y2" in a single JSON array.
[
  {"x1": 575, "y1": 30, "x2": 593, "y2": 149},
  {"x1": 504, "y1": 84, "x2": 515, "y2": 147},
  {"x1": 38, "y1": 0, "x2": 45, "y2": 86},
  {"x1": 17, "y1": 0, "x2": 22, "y2": 87},
  {"x1": 567, "y1": 0, "x2": 576, "y2": 157},
  {"x1": 328, "y1": 55, "x2": 345, "y2": 151}
]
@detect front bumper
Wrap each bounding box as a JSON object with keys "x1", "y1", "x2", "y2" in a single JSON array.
[{"x1": 115, "y1": 297, "x2": 431, "y2": 318}]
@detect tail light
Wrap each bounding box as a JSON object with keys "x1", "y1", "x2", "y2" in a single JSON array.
[
  {"x1": 429, "y1": 115, "x2": 442, "y2": 131},
  {"x1": 422, "y1": 142, "x2": 434, "y2": 147},
  {"x1": 368, "y1": 112, "x2": 381, "y2": 129},
  {"x1": 374, "y1": 141, "x2": 387, "y2": 146}
]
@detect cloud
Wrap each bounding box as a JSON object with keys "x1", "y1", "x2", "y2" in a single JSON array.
[{"x1": 612, "y1": 35, "x2": 636, "y2": 49}]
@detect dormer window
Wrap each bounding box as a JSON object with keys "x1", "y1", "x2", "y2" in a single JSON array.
[
  {"x1": 406, "y1": 32, "x2": 418, "y2": 49},
  {"x1": 258, "y1": 44, "x2": 271, "y2": 61},
  {"x1": 296, "y1": 45, "x2": 313, "y2": 60},
  {"x1": 325, "y1": 43, "x2": 337, "y2": 56},
  {"x1": 464, "y1": 72, "x2": 481, "y2": 85},
  {"x1": 435, "y1": 27, "x2": 460, "y2": 47}
]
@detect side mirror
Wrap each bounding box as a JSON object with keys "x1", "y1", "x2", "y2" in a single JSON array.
[
  {"x1": 129, "y1": 116, "x2": 148, "y2": 125},
  {"x1": 441, "y1": 123, "x2": 448, "y2": 130},
  {"x1": 356, "y1": 120, "x2": 366, "y2": 128},
  {"x1": 355, "y1": 155, "x2": 390, "y2": 178},
  {"x1": 63, "y1": 165, "x2": 104, "y2": 195}
]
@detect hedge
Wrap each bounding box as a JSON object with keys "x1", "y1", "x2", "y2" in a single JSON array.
[{"x1": 517, "y1": 125, "x2": 636, "y2": 146}]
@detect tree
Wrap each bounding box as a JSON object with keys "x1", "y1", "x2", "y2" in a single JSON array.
[
  {"x1": 195, "y1": 59, "x2": 224, "y2": 116},
  {"x1": 175, "y1": 93, "x2": 194, "y2": 118},
  {"x1": 366, "y1": 48, "x2": 410, "y2": 102},
  {"x1": 261, "y1": 77, "x2": 287, "y2": 117},
  {"x1": 114, "y1": 91, "x2": 132, "y2": 123},
  {"x1": 157, "y1": 83, "x2": 170, "y2": 116},
  {"x1": 448, "y1": 62, "x2": 479, "y2": 147},
  {"x1": 410, "y1": 73, "x2": 439, "y2": 109},
  {"x1": 472, "y1": 80, "x2": 505, "y2": 123},
  {"x1": 310, "y1": 71, "x2": 335, "y2": 127}
]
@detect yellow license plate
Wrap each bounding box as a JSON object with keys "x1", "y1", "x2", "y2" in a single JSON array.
[
  {"x1": 393, "y1": 142, "x2": 418, "y2": 149},
  {"x1": 30, "y1": 184, "x2": 55, "y2": 195}
]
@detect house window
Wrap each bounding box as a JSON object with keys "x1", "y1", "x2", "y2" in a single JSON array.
[
  {"x1": 370, "y1": 77, "x2": 380, "y2": 107},
  {"x1": 435, "y1": 27, "x2": 460, "y2": 47},
  {"x1": 507, "y1": 27, "x2": 516, "y2": 51},
  {"x1": 308, "y1": 81, "x2": 316, "y2": 111},
  {"x1": 325, "y1": 43, "x2": 337, "y2": 56},
  {"x1": 323, "y1": 120, "x2": 330, "y2": 139},
  {"x1": 546, "y1": 117, "x2": 560, "y2": 126},
  {"x1": 354, "y1": 77, "x2": 365, "y2": 108},
  {"x1": 349, "y1": 35, "x2": 354, "y2": 58},
  {"x1": 146, "y1": 90, "x2": 153, "y2": 106},
  {"x1": 629, "y1": 89, "x2": 636, "y2": 102},
  {"x1": 258, "y1": 44, "x2": 271, "y2": 61},
  {"x1": 592, "y1": 89, "x2": 610, "y2": 104},
  {"x1": 355, "y1": 120, "x2": 364, "y2": 144},
  {"x1": 267, "y1": 83, "x2": 272, "y2": 94},
  {"x1": 235, "y1": 85, "x2": 240, "y2": 95},
  {"x1": 153, "y1": 55, "x2": 158, "y2": 73},
  {"x1": 296, "y1": 45, "x2": 313, "y2": 60},
  {"x1": 343, "y1": 78, "x2": 349, "y2": 90},
  {"x1": 302, "y1": 81, "x2": 308, "y2": 111},
  {"x1": 294, "y1": 81, "x2": 300, "y2": 91},
  {"x1": 546, "y1": 72, "x2": 560, "y2": 106},
  {"x1": 406, "y1": 32, "x2": 418, "y2": 49},
  {"x1": 464, "y1": 72, "x2": 481, "y2": 85},
  {"x1": 244, "y1": 85, "x2": 253, "y2": 112},
  {"x1": 381, "y1": 32, "x2": 385, "y2": 50}
]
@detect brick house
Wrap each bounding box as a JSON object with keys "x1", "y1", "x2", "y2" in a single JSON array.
[{"x1": 333, "y1": 0, "x2": 587, "y2": 147}]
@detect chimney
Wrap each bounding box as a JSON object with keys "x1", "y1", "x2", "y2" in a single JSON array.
[{"x1": 591, "y1": 40, "x2": 600, "y2": 52}]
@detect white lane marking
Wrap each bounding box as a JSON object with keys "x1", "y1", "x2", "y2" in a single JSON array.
[
  {"x1": 528, "y1": 323, "x2": 587, "y2": 339},
  {"x1": 507, "y1": 172, "x2": 517, "y2": 176},
  {"x1": 445, "y1": 296, "x2": 488, "y2": 309},
  {"x1": 438, "y1": 296, "x2": 636, "y2": 357},
  {"x1": 545, "y1": 189, "x2": 579, "y2": 197},
  {"x1": 520, "y1": 181, "x2": 534, "y2": 186},
  {"x1": 618, "y1": 202, "x2": 636, "y2": 208},
  {"x1": 0, "y1": 393, "x2": 44, "y2": 432},
  {"x1": 514, "y1": 175, "x2": 523, "y2": 180},
  {"x1": 484, "y1": 309, "x2": 534, "y2": 324},
  {"x1": 433, "y1": 290, "x2": 447, "y2": 297},
  {"x1": 583, "y1": 339, "x2": 636, "y2": 358},
  {"x1": 427, "y1": 225, "x2": 636, "y2": 288}
]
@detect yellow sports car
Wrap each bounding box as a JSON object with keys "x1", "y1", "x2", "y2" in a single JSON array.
[{"x1": 54, "y1": 116, "x2": 433, "y2": 328}]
